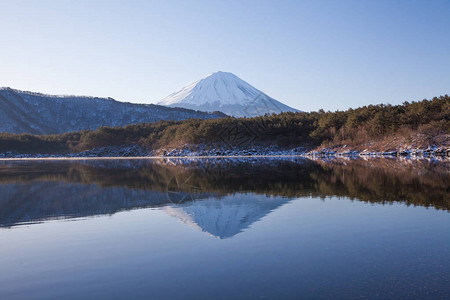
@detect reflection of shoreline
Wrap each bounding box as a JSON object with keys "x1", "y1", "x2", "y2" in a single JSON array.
[
  {"x1": 0, "y1": 154, "x2": 449, "y2": 162},
  {"x1": 0, "y1": 157, "x2": 448, "y2": 228}
]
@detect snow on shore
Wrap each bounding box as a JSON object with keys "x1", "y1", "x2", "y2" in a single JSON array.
[{"x1": 0, "y1": 144, "x2": 448, "y2": 159}]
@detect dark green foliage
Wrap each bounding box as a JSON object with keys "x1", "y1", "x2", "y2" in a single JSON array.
[{"x1": 0, "y1": 95, "x2": 448, "y2": 153}]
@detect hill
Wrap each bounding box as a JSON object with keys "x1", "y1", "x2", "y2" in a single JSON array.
[{"x1": 0, "y1": 87, "x2": 226, "y2": 135}]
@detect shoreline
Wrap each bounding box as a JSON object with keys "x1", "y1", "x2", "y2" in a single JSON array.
[
  {"x1": 0, "y1": 153, "x2": 448, "y2": 161},
  {"x1": 1, "y1": 142, "x2": 448, "y2": 161},
  {"x1": 0, "y1": 154, "x2": 307, "y2": 161}
]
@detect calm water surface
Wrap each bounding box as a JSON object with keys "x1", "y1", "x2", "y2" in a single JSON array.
[{"x1": 0, "y1": 157, "x2": 449, "y2": 299}]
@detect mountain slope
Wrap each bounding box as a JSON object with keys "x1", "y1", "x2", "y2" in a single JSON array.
[
  {"x1": 158, "y1": 71, "x2": 299, "y2": 117},
  {"x1": 0, "y1": 88, "x2": 225, "y2": 134}
]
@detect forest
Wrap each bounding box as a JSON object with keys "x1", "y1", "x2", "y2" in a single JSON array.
[{"x1": 0, "y1": 95, "x2": 448, "y2": 154}]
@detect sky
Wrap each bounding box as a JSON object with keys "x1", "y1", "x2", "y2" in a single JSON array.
[{"x1": 0, "y1": 0, "x2": 449, "y2": 112}]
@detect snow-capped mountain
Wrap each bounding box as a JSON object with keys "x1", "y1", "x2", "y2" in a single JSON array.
[
  {"x1": 0, "y1": 87, "x2": 225, "y2": 134},
  {"x1": 158, "y1": 71, "x2": 299, "y2": 117}
]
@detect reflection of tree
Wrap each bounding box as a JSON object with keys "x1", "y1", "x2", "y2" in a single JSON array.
[
  {"x1": 166, "y1": 174, "x2": 202, "y2": 204},
  {"x1": 310, "y1": 159, "x2": 449, "y2": 209},
  {"x1": 0, "y1": 158, "x2": 448, "y2": 216}
]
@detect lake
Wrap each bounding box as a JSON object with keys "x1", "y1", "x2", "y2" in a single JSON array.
[{"x1": 0, "y1": 157, "x2": 449, "y2": 299}]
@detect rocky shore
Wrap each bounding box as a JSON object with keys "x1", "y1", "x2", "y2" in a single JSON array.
[
  {"x1": 0, "y1": 144, "x2": 449, "y2": 159},
  {"x1": 305, "y1": 147, "x2": 449, "y2": 158}
]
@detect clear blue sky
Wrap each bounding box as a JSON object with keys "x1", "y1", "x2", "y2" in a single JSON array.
[{"x1": 1, "y1": 0, "x2": 449, "y2": 111}]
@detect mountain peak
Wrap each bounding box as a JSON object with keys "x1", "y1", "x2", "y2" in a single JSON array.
[
  {"x1": 207, "y1": 70, "x2": 234, "y2": 76},
  {"x1": 157, "y1": 72, "x2": 299, "y2": 117}
]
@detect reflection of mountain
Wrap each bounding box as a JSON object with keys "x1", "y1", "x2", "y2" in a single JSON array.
[
  {"x1": 0, "y1": 182, "x2": 171, "y2": 227},
  {"x1": 0, "y1": 157, "x2": 448, "y2": 228},
  {"x1": 163, "y1": 194, "x2": 290, "y2": 239},
  {"x1": 0, "y1": 181, "x2": 292, "y2": 236}
]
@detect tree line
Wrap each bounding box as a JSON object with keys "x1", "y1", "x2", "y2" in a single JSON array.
[{"x1": 0, "y1": 95, "x2": 448, "y2": 153}]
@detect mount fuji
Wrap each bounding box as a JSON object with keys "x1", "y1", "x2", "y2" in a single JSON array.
[{"x1": 157, "y1": 71, "x2": 299, "y2": 117}]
